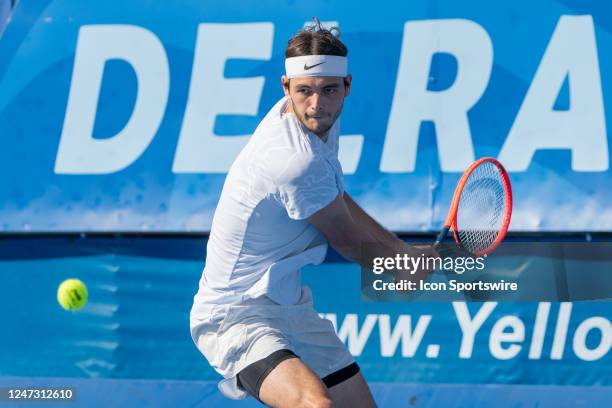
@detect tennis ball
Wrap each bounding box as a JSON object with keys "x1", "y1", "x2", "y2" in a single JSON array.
[{"x1": 57, "y1": 279, "x2": 88, "y2": 311}]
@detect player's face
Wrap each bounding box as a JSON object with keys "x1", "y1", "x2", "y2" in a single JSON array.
[{"x1": 282, "y1": 75, "x2": 352, "y2": 137}]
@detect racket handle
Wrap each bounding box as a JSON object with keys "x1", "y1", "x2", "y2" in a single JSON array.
[{"x1": 433, "y1": 226, "x2": 450, "y2": 248}]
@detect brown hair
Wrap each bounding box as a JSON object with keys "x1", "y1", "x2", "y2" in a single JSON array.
[{"x1": 285, "y1": 18, "x2": 348, "y2": 58}]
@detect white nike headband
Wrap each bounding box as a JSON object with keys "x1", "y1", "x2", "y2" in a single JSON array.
[{"x1": 285, "y1": 55, "x2": 348, "y2": 79}]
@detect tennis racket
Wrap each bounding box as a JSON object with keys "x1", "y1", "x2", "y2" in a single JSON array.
[{"x1": 433, "y1": 157, "x2": 512, "y2": 256}]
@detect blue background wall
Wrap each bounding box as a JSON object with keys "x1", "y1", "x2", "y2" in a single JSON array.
[{"x1": 1, "y1": 0, "x2": 611, "y2": 232}]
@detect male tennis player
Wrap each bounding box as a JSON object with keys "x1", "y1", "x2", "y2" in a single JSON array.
[{"x1": 190, "y1": 21, "x2": 431, "y2": 407}]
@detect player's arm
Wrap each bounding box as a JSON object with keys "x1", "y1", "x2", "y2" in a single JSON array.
[
  {"x1": 342, "y1": 192, "x2": 402, "y2": 248},
  {"x1": 307, "y1": 192, "x2": 428, "y2": 262},
  {"x1": 307, "y1": 194, "x2": 376, "y2": 266},
  {"x1": 308, "y1": 194, "x2": 435, "y2": 284},
  {"x1": 342, "y1": 192, "x2": 437, "y2": 258}
]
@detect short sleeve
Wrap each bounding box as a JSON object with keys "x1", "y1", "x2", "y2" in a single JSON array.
[{"x1": 276, "y1": 153, "x2": 341, "y2": 220}]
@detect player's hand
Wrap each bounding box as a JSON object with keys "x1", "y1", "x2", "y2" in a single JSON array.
[{"x1": 391, "y1": 243, "x2": 438, "y2": 292}]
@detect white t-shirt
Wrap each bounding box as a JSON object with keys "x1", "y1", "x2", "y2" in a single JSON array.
[{"x1": 191, "y1": 97, "x2": 345, "y2": 318}]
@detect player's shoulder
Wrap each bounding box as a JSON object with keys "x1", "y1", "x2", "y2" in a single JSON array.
[
  {"x1": 255, "y1": 145, "x2": 324, "y2": 190},
  {"x1": 249, "y1": 98, "x2": 321, "y2": 179}
]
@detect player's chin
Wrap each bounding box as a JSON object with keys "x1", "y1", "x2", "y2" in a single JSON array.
[{"x1": 306, "y1": 119, "x2": 331, "y2": 134}]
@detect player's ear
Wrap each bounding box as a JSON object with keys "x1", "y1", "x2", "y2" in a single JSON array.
[
  {"x1": 281, "y1": 75, "x2": 290, "y2": 97},
  {"x1": 343, "y1": 74, "x2": 352, "y2": 97}
]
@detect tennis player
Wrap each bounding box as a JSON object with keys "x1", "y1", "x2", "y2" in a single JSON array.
[{"x1": 190, "y1": 21, "x2": 431, "y2": 407}]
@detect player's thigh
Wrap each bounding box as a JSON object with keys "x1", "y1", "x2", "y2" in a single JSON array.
[
  {"x1": 327, "y1": 371, "x2": 377, "y2": 407},
  {"x1": 259, "y1": 357, "x2": 332, "y2": 408}
]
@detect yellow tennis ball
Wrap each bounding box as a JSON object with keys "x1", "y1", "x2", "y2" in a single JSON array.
[{"x1": 57, "y1": 279, "x2": 88, "y2": 311}]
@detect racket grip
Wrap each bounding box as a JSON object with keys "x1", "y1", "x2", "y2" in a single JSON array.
[{"x1": 433, "y1": 226, "x2": 450, "y2": 248}]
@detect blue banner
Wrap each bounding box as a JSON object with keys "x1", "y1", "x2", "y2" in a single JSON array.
[
  {"x1": 0, "y1": 237, "x2": 609, "y2": 386},
  {"x1": 1, "y1": 0, "x2": 611, "y2": 232}
]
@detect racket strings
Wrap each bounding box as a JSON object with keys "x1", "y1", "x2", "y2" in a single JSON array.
[{"x1": 456, "y1": 162, "x2": 506, "y2": 255}]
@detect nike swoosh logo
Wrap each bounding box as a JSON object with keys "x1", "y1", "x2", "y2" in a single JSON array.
[{"x1": 304, "y1": 62, "x2": 325, "y2": 70}]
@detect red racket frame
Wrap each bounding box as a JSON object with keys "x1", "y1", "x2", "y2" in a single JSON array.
[{"x1": 434, "y1": 157, "x2": 513, "y2": 256}]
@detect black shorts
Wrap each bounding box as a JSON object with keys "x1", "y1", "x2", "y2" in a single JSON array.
[{"x1": 236, "y1": 349, "x2": 360, "y2": 401}]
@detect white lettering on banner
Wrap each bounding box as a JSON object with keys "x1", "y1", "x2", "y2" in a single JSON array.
[
  {"x1": 499, "y1": 15, "x2": 609, "y2": 172},
  {"x1": 489, "y1": 315, "x2": 525, "y2": 359},
  {"x1": 338, "y1": 135, "x2": 364, "y2": 175},
  {"x1": 378, "y1": 314, "x2": 432, "y2": 357},
  {"x1": 528, "y1": 302, "x2": 550, "y2": 359},
  {"x1": 321, "y1": 304, "x2": 609, "y2": 362},
  {"x1": 380, "y1": 19, "x2": 492, "y2": 173},
  {"x1": 551, "y1": 302, "x2": 572, "y2": 359},
  {"x1": 55, "y1": 25, "x2": 169, "y2": 174},
  {"x1": 173, "y1": 23, "x2": 273, "y2": 173},
  {"x1": 453, "y1": 302, "x2": 497, "y2": 358},
  {"x1": 335, "y1": 314, "x2": 378, "y2": 356},
  {"x1": 572, "y1": 316, "x2": 612, "y2": 361},
  {"x1": 54, "y1": 17, "x2": 611, "y2": 174}
]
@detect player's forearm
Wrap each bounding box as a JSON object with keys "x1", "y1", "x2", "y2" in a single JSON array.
[
  {"x1": 331, "y1": 228, "x2": 376, "y2": 268},
  {"x1": 343, "y1": 192, "x2": 403, "y2": 248},
  {"x1": 332, "y1": 226, "x2": 432, "y2": 283},
  {"x1": 308, "y1": 192, "x2": 409, "y2": 269}
]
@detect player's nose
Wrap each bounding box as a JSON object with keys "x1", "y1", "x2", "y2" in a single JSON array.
[{"x1": 309, "y1": 92, "x2": 323, "y2": 112}]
